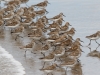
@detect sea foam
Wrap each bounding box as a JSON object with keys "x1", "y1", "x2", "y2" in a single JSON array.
[{"x1": 0, "y1": 46, "x2": 26, "y2": 75}]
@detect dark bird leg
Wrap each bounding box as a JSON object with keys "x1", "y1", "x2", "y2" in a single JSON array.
[
  {"x1": 42, "y1": 62, "x2": 46, "y2": 69},
  {"x1": 88, "y1": 39, "x2": 92, "y2": 46},
  {"x1": 15, "y1": 35, "x2": 18, "y2": 41},
  {"x1": 41, "y1": 52, "x2": 45, "y2": 57},
  {"x1": 24, "y1": 50, "x2": 27, "y2": 57},
  {"x1": 65, "y1": 67, "x2": 67, "y2": 75},
  {"x1": 59, "y1": 57, "x2": 62, "y2": 62},
  {"x1": 95, "y1": 40, "x2": 100, "y2": 45}
]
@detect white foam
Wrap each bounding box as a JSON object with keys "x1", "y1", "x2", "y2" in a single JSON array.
[{"x1": 0, "y1": 46, "x2": 26, "y2": 75}]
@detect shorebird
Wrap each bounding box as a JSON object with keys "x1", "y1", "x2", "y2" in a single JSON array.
[
  {"x1": 13, "y1": 14, "x2": 21, "y2": 21},
  {"x1": 20, "y1": 40, "x2": 35, "y2": 57},
  {"x1": 39, "y1": 52, "x2": 55, "y2": 68},
  {"x1": 5, "y1": 19, "x2": 20, "y2": 29},
  {"x1": 71, "y1": 61, "x2": 82, "y2": 75},
  {"x1": 38, "y1": 40, "x2": 51, "y2": 56},
  {"x1": 0, "y1": 10, "x2": 5, "y2": 17},
  {"x1": 11, "y1": 25, "x2": 24, "y2": 40},
  {"x1": 0, "y1": 20, "x2": 4, "y2": 28},
  {"x1": 61, "y1": 36, "x2": 73, "y2": 49},
  {"x1": 28, "y1": 28, "x2": 43, "y2": 40},
  {"x1": 20, "y1": 0, "x2": 29, "y2": 7},
  {"x1": 29, "y1": 21, "x2": 37, "y2": 29},
  {"x1": 66, "y1": 27, "x2": 76, "y2": 36},
  {"x1": 48, "y1": 12, "x2": 66, "y2": 21},
  {"x1": 28, "y1": 6, "x2": 34, "y2": 13},
  {"x1": 55, "y1": 17, "x2": 65, "y2": 25},
  {"x1": 30, "y1": 12, "x2": 36, "y2": 19},
  {"x1": 4, "y1": 5, "x2": 15, "y2": 12},
  {"x1": 21, "y1": 8, "x2": 31, "y2": 19},
  {"x1": 86, "y1": 31, "x2": 100, "y2": 46},
  {"x1": 40, "y1": 16, "x2": 49, "y2": 25},
  {"x1": 47, "y1": 34, "x2": 59, "y2": 42},
  {"x1": 47, "y1": 28, "x2": 59, "y2": 35},
  {"x1": 40, "y1": 63, "x2": 57, "y2": 75},
  {"x1": 15, "y1": 7, "x2": 24, "y2": 16},
  {"x1": 48, "y1": 21, "x2": 60, "y2": 31},
  {"x1": 54, "y1": 46, "x2": 65, "y2": 62},
  {"x1": 69, "y1": 50, "x2": 81, "y2": 59},
  {"x1": 32, "y1": 0, "x2": 50, "y2": 9},
  {"x1": 5, "y1": 0, "x2": 21, "y2": 8},
  {"x1": 60, "y1": 22, "x2": 71, "y2": 33},
  {"x1": 35, "y1": 8, "x2": 49, "y2": 18},
  {"x1": 60, "y1": 57, "x2": 78, "y2": 75},
  {"x1": 3, "y1": 11, "x2": 14, "y2": 20},
  {"x1": 72, "y1": 38, "x2": 84, "y2": 47},
  {"x1": 21, "y1": 17, "x2": 33, "y2": 26},
  {"x1": 54, "y1": 33, "x2": 67, "y2": 43}
]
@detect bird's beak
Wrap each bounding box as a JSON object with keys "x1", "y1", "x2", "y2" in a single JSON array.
[
  {"x1": 46, "y1": 10, "x2": 49, "y2": 14},
  {"x1": 48, "y1": 2, "x2": 50, "y2": 4},
  {"x1": 63, "y1": 19, "x2": 65, "y2": 22},
  {"x1": 69, "y1": 24, "x2": 72, "y2": 26},
  {"x1": 75, "y1": 29, "x2": 76, "y2": 31},
  {"x1": 80, "y1": 40, "x2": 84, "y2": 43},
  {"x1": 63, "y1": 14, "x2": 66, "y2": 17}
]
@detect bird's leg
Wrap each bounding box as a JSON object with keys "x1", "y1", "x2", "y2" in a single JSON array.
[
  {"x1": 95, "y1": 40, "x2": 100, "y2": 45},
  {"x1": 88, "y1": 39, "x2": 91, "y2": 46},
  {"x1": 47, "y1": 73, "x2": 49, "y2": 75},
  {"x1": 41, "y1": 52, "x2": 45, "y2": 57},
  {"x1": 15, "y1": 35, "x2": 18, "y2": 41},
  {"x1": 42, "y1": 62, "x2": 46, "y2": 69},
  {"x1": 87, "y1": 46, "x2": 91, "y2": 52},
  {"x1": 51, "y1": 73, "x2": 53, "y2": 75},
  {"x1": 24, "y1": 50, "x2": 27, "y2": 57},
  {"x1": 96, "y1": 45, "x2": 100, "y2": 50},
  {"x1": 59, "y1": 57, "x2": 62, "y2": 62},
  {"x1": 65, "y1": 67, "x2": 67, "y2": 75},
  {"x1": 54, "y1": 57, "x2": 56, "y2": 62}
]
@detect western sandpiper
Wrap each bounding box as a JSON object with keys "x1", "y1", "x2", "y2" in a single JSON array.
[{"x1": 86, "y1": 31, "x2": 100, "y2": 46}]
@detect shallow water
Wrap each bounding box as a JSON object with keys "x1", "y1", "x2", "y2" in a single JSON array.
[{"x1": 0, "y1": 0, "x2": 100, "y2": 75}]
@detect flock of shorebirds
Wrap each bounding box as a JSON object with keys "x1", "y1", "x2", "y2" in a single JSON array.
[{"x1": 0, "y1": 0, "x2": 100, "y2": 75}]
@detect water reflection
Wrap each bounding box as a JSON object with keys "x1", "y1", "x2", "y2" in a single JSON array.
[{"x1": 87, "y1": 46, "x2": 100, "y2": 59}]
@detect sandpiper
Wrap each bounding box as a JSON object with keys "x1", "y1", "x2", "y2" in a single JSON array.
[
  {"x1": 55, "y1": 17, "x2": 65, "y2": 25},
  {"x1": 59, "y1": 22, "x2": 71, "y2": 34},
  {"x1": 48, "y1": 12, "x2": 66, "y2": 21},
  {"x1": 35, "y1": 8, "x2": 49, "y2": 18},
  {"x1": 20, "y1": 40, "x2": 35, "y2": 57},
  {"x1": 47, "y1": 34, "x2": 59, "y2": 42},
  {"x1": 54, "y1": 46, "x2": 65, "y2": 62},
  {"x1": 86, "y1": 31, "x2": 100, "y2": 46},
  {"x1": 60, "y1": 57, "x2": 78, "y2": 75},
  {"x1": 28, "y1": 6, "x2": 34, "y2": 13},
  {"x1": 48, "y1": 21, "x2": 60, "y2": 31},
  {"x1": 3, "y1": 11, "x2": 14, "y2": 20},
  {"x1": 28, "y1": 28, "x2": 43, "y2": 40},
  {"x1": 40, "y1": 43, "x2": 50, "y2": 57},
  {"x1": 39, "y1": 52, "x2": 55, "y2": 68},
  {"x1": 5, "y1": 19, "x2": 20, "y2": 28},
  {"x1": 40, "y1": 63, "x2": 57, "y2": 75},
  {"x1": 11, "y1": 25, "x2": 24, "y2": 40},
  {"x1": 0, "y1": 20, "x2": 4, "y2": 28},
  {"x1": 21, "y1": 17, "x2": 33, "y2": 25},
  {"x1": 15, "y1": 7, "x2": 24, "y2": 16},
  {"x1": 66, "y1": 27, "x2": 76, "y2": 36},
  {"x1": 40, "y1": 16, "x2": 49, "y2": 25},
  {"x1": 32, "y1": 0, "x2": 50, "y2": 9}
]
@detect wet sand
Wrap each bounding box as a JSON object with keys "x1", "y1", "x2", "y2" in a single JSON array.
[{"x1": 1, "y1": 0, "x2": 100, "y2": 75}]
